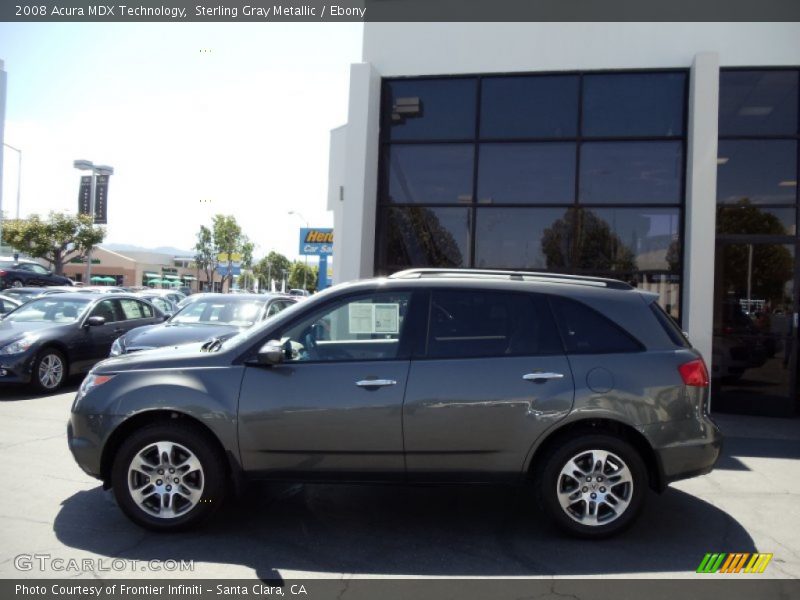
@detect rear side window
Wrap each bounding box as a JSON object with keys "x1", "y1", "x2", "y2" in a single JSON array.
[
  {"x1": 650, "y1": 301, "x2": 691, "y2": 348},
  {"x1": 426, "y1": 290, "x2": 562, "y2": 359},
  {"x1": 550, "y1": 296, "x2": 643, "y2": 354}
]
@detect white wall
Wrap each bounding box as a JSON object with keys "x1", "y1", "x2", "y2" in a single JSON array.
[
  {"x1": 327, "y1": 125, "x2": 347, "y2": 285},
  {"x1": 363, "y1": 23, "x2": 800, "y2": 75}
]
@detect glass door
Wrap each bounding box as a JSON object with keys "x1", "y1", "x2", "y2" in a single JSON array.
[{"x1": 712, "y1": 241, "x2": 797, "y2": 416}]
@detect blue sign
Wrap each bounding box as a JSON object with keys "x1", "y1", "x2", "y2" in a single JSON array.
[
  {"x1": 216, "y1": 265, "x2": 241, "y2": 276},
  {"x1": 299, "y1": 228, "x2": 333, "y2": 256}
]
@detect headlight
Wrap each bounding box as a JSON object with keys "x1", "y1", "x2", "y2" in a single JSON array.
[
  {"x1": 75, "y1": 373, "x2": 116, "y2": 403},
  {"x1": 110, "y1": 337, "x2": 124, "y2": 357},
  {"x1": 0, "y1": 335, "x2": 39, "y2": 355}
]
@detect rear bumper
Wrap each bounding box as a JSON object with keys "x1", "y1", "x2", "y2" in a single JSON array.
[{"x1": 644, "y1": 414, "x2": 723, "y2": 489}]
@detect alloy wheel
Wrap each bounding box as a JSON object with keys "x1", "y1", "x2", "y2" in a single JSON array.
[
  {"x1": 127, "y1": 441, "x2": 204, "y2": 519},
  {"x1": 37, "y1": 353, "x2": 64, "y2": 389},
  {"x1": 556, "y1": 449, "x2": 634, "y2": 526}
]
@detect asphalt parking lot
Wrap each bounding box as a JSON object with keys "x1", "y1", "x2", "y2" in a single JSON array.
[{"x1": 0, "y1": 379, "x2": 798, "y2": 580}]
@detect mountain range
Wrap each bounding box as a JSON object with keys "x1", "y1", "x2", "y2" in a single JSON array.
[{"x1": 101, "y1": 243, "x2": 195, "y2": 257}]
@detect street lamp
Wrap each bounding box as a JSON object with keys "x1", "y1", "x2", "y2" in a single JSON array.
[
  {"x1": 3, "y1": 143, "x2": 21, "y2": 219},
  {"x1": 73, "y1": 159, "x2": 114, "y2": 282},
  {"x1": 288, "y1": 210, "x2": 309, "y2": 291}
]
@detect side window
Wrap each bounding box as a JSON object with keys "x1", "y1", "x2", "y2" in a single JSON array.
[
  {"x1": 153, "y1": 298, "x2": 170, "y2": 313},
  {"x1": 550, "y1": 296, "x2": 643, "y2": 354},
  {"x1": 31, "y1": 264, "x2": 50, "y2": 274},
  {"x1": 91, "y1": 299, "x2": 121, "y2": 323},
  {"x1": 427, "y1": 291, "x2": 562, "y2": 359},
  {"x1": 279, "y1": 292, "x2": 412, "y2": 362},
  {"x1": 266, "y1": 300, "x2": 289, "y2": 318},
  {"x1": 119, "y1": 299, "x2": 146, "y2": 320},
  {"x1": 138, "y1": 300, "x2": 154, "y2": 318}
]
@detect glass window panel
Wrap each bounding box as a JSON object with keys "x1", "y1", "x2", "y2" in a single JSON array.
[
  {"x1": 717, "y1": 140, "x2": 797, "y2": 205},
  {"x1": 579, "y1": 141, "x2": 683, "y2": 204},
  {"x1": 573, "y1": 208, "x2": 681, "y2": 274},
  {"x1": 382, "y1": 144, "x2": 474, "y2": 204},
  {"x1": 582, "y1": 73, "x2": 686, "y2": 137},
  {"x1": 717, "y1": 205, "x2": 796, "y2": 236},
  {"x1": 719, "y1": 70, "x2": 799, "y2": 136},
  {"x1": 475, "y1": 207, "x2": 574, "y2": 270},
  {"x1": 383, "y1": 78, "x2": 477, "y2": 141},
  {"x1": 480, "y1": 75, "x2": 579, "y2": 138},
  {"x1": 550, "y1": 296, "x2": 643, "y2": 354},
  {"x1": 378, "y1": 207, "x2": 470, "y2": 270},
  {"x1": 427, "y1": 291, "x2": 562, "y2": 359},
  {"x1": 477, "y1": 143, "x2": 576, "y2": 204}
]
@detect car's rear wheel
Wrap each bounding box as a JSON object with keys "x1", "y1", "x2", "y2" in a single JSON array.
[
  {"x1": 535, "y1": 433, "x2": 647, "y2": 538},
  {"x1": 11, "y1": 279, "x2": 23, "y2": 288},
  {"x1": 31, "y1": 348, "x2": 67, "y2": 392},
  {"x1": 111, "y1": 422, "x2": 227, "y2": 531}
]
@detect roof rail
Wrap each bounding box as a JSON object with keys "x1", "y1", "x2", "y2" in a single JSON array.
[{"x1": 388, "y1": 268, "x2": 633, "y2": 290}]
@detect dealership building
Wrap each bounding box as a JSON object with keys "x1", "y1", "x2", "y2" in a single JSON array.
[{"x1": 327, "y1": 23, "x2": 800, "y2": 417}]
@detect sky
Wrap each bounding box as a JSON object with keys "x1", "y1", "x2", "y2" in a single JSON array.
[{"x1": 0, "y1": 22, "x2": 363, "y2": 261}]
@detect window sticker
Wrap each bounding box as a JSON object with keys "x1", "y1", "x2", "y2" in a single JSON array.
[
  {"x1": 349, "y1": 303, "x2": 375, "y2": 334},
  {"x1": 374, "y1": 303, "x2": 400, "y2": 334}
]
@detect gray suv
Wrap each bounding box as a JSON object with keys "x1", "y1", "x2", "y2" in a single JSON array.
[{"x1": 68, "y1": 269, "x2": 722, "y2": 537}]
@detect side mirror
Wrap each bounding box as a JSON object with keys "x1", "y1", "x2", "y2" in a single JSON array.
[
  {"x1": 85, "y1": 316, "x2": 106, "y2": 327},
  {"x1": 163, "y1": 312, "x2": 173, "y2": 321},
  {"x1": 257, "y1": 340, "x2": 286, "y2": 365}
]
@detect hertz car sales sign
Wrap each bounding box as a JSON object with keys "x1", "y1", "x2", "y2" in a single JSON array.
[{"x1": 299, "y1": 228, "x2": 333, "y2": 256}]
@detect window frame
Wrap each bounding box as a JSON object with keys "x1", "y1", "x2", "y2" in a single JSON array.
[{"x1": 375, "y1": 68, "x2": 688, "y2": 323}]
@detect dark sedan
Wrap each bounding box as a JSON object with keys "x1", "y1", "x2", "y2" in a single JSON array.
[
  {"x1": 0, "y1": 293, "x2": 164, "y2": 392},
  {"x1": 1, "y1": 286, "x2": 76, "y2": 304},
  {"x1": 0, "y1": 261, "x2": 73, "y2": 289},
  {"x1": 110, "y1": 293, "x2": 295, "y2": 356}
]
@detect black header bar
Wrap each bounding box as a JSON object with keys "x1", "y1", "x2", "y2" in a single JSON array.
[{"x1": 2, "y1": 0, "x2": 799, "y2": 22}]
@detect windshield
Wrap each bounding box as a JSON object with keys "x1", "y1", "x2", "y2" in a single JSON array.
[
  {"x1": 4, "y1": 297, "x2": 91, "y2": 323},
  {"x1": 170, "y1": 298, "x2": 265, "y2": 327}
]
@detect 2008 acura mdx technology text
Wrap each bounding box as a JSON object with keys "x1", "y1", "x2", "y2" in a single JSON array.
[{"x1": 68, "y1": 269, "x2": 722, "y2": 537}]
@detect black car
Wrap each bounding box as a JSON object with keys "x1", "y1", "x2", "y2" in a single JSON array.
[
  {"x1": 1, "y1": 286, "x2": 76, "y2": 304},
  {"x1": 110, "y1": 293, "x2": 296, "y2": 356},
  {"x1": 0, "y1": 293, "x2": 164, "y2": 392},
  {"x1": 0, "y1": 261, "x2": 73, "y2": 289}
]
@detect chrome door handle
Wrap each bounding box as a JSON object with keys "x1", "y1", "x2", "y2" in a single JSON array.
[
  {"x1": 523, "y1": 372, "x2": 564, "y2": 382},
  {"x1": 356, "y1": 379, "x2": 397, "y2": 387}
]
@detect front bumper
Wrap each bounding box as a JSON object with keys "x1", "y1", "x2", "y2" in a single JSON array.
[
  {"x1": 0, "y1": 351, "x2": 37, "y2": 384},
  {"x1": 67, "y1": 411, "x2": 124, "y2": 480},
  {"x1": 643, "y1": 414, "x2": 723, "y2": 489}
]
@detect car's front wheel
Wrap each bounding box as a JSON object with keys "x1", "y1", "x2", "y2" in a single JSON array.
[
  {"x1": 31, "y1": 348, "x2": 67, "y2": 392},
  {"x1": 111, "y1": 422, "x2": 227, "y2": 531},
  {"x1": 536, "y1": 433, "x2": 647, "y2": 538}
]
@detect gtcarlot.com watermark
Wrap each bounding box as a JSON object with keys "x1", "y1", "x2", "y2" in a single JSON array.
[{"x1": 14, "y1": 553, "x2": 194, "y2": 573}]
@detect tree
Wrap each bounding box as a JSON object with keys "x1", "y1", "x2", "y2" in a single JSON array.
[
  {"x1": 289, "y1": 261, "x2": 318, "y2": 292},
  {"x1": 212, "y1": 214, "x2": 249, "y2": 291},
  {"x1": 541, "y1": 208, "x2": 637, "y2": 273},
  {"x1": 2, "y1": 212, "x2": 105, "y2": 275},
  {"x1": 253, "y1": 251, "x2": 292, "y2": 291},
  {"x1": 193, "y1": 225, "x2": 217, "y2": 291}
]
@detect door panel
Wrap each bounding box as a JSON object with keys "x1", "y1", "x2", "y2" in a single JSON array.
[
  {"x1": 403, "y1": 356, "x2": 574, "y2": 479},
  {"x1": 237, "y1": 361, "x2": 409, "y2": 478},
  {"x1": 712, "y1": 242, "x2": 797, "y2": 416}
]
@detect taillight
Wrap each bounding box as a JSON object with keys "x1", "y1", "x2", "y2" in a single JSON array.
[
  {"x1": 679, "y1": 358, "x2": 709, "y2": 387},
  {"x1": 0, "y1": 270, "x2": 6, "y2": 276}
]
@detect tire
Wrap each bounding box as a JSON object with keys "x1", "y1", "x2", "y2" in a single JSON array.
[
  {"x1": 111, "y1": 422, "x2": 227, "y2": 531},
  {"x1": 31, "y1": 348, "x2": 67, "y2": 393},
  {"x1": 534, "y1": 433, "x2": 647, "y2": 538},
  {"x1": 11, "y1": 279, "x2": 24, "y2": 288}
]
